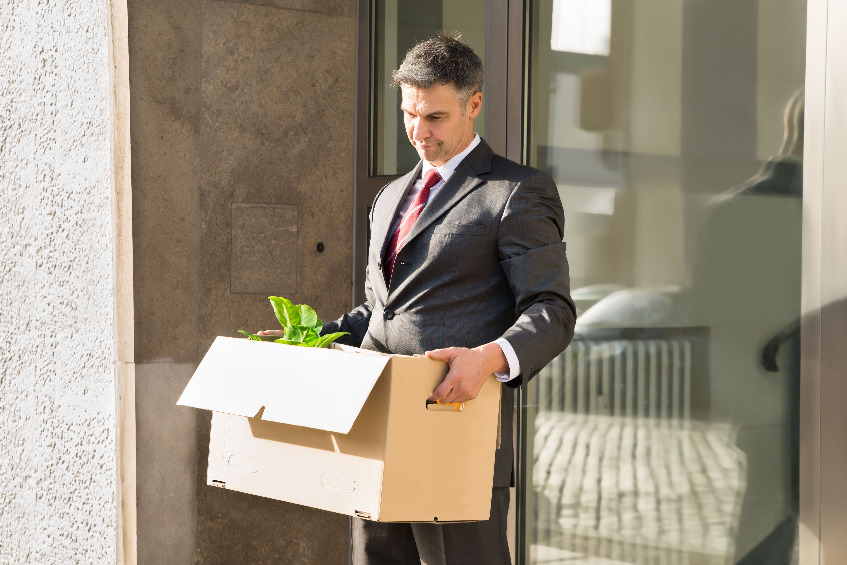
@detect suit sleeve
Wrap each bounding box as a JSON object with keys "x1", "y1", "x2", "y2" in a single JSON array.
[
  {"x1": 497, "y1": 171, "x2": 577, "y2": 386},
  {"x1": 320, "y1": 183, "x2": 391, "y2": 346},
  {"x1": 321, "y1": 300, "x2": 372, "y2": 347}
]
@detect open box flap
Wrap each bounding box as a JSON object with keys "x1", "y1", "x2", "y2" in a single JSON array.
[{"x1": 177, "y1": 336, "x2": 392, "y2": 433}]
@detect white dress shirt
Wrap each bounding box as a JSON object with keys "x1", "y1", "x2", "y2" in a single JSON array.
[{"x1": 390, "y1": 134, "x2": 522, "y2": 382}]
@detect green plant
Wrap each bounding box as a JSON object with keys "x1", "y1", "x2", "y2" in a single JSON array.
[{"x1": 238, "y1": 296, "x2": 348, "y2": 348}]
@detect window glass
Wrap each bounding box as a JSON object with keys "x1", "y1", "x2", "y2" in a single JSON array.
[{"x1": 523, "y1": 1, "x2": 806, "y2": 564}]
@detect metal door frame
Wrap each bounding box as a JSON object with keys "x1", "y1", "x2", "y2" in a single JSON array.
[{"x1": 801, "y1": 1, "x2": 847, "y2": 564}]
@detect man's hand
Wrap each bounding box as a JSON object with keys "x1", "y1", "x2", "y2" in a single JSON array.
[{"x1": 425, "y1": 343, "x2": 509, "y2": 404}]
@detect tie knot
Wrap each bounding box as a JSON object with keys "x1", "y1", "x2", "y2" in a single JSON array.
[{"x1": 422, "y1": 169, "x2": 442, "y2": 191}]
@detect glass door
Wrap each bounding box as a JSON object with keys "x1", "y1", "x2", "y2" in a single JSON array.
[{"x1": 519, "y1": 1, "x2": 807, "y2": 564}]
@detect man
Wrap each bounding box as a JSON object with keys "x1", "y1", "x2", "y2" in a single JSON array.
[{"x1": 276, "y1": 34, "x2": 575, "y2": 564}]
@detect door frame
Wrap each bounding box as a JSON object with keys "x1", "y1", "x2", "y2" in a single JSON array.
[{"x1": 801, "y1": 0, "x2": 847, "y2": 563}]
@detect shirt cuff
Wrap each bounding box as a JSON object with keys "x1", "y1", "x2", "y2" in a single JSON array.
[{"x1": 494, "y1": 338, "x2": 521, "y2": 382}]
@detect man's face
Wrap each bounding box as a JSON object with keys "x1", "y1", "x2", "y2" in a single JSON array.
[{"x1": 400, "y1": 83, "x2": 482, "y2": 167}]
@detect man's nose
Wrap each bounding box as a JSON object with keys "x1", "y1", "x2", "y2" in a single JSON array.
[{"x1": 411, "y1": 119, "x2": 428, "y2": 142}]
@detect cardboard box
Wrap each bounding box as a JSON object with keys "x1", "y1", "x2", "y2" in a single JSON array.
[{"x1": 177, "y1": 336, "x2": 501, "y2": 522}]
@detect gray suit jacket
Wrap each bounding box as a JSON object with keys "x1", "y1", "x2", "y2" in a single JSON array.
[{"x1": 324, "y1": 139, "x2": 576, "y2": 486}]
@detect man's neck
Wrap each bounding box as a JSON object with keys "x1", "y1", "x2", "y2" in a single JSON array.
[{"x1": 424, "y1": 134, "x2": 481, "y2": 180}]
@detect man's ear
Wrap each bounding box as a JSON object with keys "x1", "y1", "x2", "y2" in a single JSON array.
[{"x1": 467, "y1": 91, "x2": 483, "y2": 119}]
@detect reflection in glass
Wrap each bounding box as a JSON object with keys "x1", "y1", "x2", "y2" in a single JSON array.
[
  {"x1": 522, "y1": 1, "x2": 806, "y2": 564},
  {"x1": 550, "y1": 0, "x2": 611, "y2": 56}
]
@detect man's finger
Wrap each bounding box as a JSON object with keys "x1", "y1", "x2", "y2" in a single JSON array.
[
  {"x1": 425, "y1": 347, "x2": 458, "y2": 362},
  {"x1": 428, "y1": 378, "x2": 453, "y2": 402},
  {"x1": 428, "y1": 367, "x2": 459, "y2": 402},
  {"x1": 442, "y1": 381, "x2": 475, "y2": 404}
]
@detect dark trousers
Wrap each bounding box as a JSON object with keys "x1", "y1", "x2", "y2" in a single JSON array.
[{"x1": 352, "y1": 487, "x2": 511, "y2": 565}]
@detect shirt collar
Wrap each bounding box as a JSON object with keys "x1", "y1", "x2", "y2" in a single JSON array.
[{"x1": 421, "y1": 134, "x2": 481, "y2": 182}]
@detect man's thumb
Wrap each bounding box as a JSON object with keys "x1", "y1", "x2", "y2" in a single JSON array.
[{"x1": 425, "y1": 348, "x2": 455, "y2": 362}]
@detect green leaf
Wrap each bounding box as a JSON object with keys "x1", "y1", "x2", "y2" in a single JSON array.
[
  {"x1": 274, "y1": 338, "x2": 311, "y2": 347},
  {"x1": 283, "y1": 325, "x2": 319, "y2": 342},
  {"x1": 314, "y1": 332, "x2": 349, "y2": 348},
  {"x1": 301, "y1": 334, "x2": 322, "y2": 347},
  {"x1": 269, "y1": 296, "x2": 300, "y2": 327},
  {"x1": 282, "y1": 326, "x2": 300, "y2": 342},
  {"x1": 263, "y1": 295, "x2": 337, "y2": 348},
  {"x1": 237, "y1": 330, "x2": 263, "y2": 341},
  {"x1": 298, "y1": 304, "x2": 321, "y2": 330}
]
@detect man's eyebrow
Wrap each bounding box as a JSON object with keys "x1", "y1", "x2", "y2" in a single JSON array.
[{"x1": 401, "y1": 107, "x2": 448, "y2": 117}]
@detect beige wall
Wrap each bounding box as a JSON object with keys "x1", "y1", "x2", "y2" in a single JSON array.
[
  {"x1": 129, "y1": 0, "x2": 358, "y2": 562},
  {"x1": 0, "y1": 0, "x2": 126, "y2": 562}
]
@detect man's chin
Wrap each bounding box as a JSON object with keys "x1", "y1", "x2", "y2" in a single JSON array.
[{"x1": 416, "y1": 147, "x2": 444, "y2": 165}]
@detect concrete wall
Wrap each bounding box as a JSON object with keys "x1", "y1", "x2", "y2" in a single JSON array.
[
  {"x1": 128, "y1": 0, "x2": 358, "y2": 563},
  {"x1": 0, "y1": 1, "x2": 125, "y2": 563}
]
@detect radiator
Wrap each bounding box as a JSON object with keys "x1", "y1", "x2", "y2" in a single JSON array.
[{"x1": 536, "y1": 337, "x2": 694, "y2": 421}]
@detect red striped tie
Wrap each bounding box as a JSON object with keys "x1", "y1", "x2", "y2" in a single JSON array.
[{"x1": 384, "y1": 169, "x2": 442, "y2": 281}]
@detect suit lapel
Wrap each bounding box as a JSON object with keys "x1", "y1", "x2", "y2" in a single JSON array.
[
  {"x1": 372, "y1": 163, "x2": 422, "y2": 262},
  {"x1": 402, "y1": 140, "x2": 495, "y2": 246}
]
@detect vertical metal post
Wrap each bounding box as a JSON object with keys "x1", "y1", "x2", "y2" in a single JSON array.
[
  {"x1": 800, "y1": 0, "x2": 826, "y2": 563},
  {"x1": 805, "y1": 1, "x2": 847, "y2": 563},
  {"x1": 352, "y1": 0, "x2": 373, "y2": 309}
]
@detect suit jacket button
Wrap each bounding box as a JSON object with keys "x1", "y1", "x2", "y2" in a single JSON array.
[
  {"x1": 384, "y1": 309, "x2": 395, "y2": 320},
  {"x1": 377, "y1": 261, "x2": 382, "y2": 269}
]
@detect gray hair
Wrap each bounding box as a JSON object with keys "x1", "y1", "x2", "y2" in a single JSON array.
[{"x1": 391, "y1": 33, "x2": 484, "y2": 105}]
